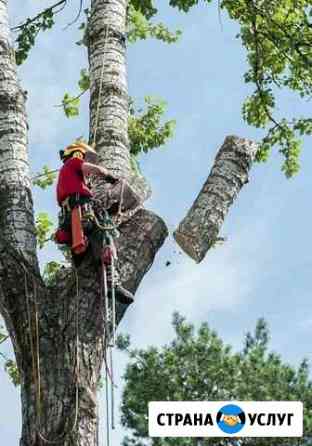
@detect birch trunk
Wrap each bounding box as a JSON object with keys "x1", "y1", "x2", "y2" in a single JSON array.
[
  {"x1": 0, "y1": 0, "x2": 37, "y2": 408},
  {"x1": 0, "y1": 0, "x2": 37, "y2": 264},
  {"x1": 174, "y1": 136, "x2": 258, "y2": 263},
  {"x1": 89, "y1": 0, "x2": 130, "y2": 179},
  {"x1": 0, "y1": 1, "x2": 167, "y2": 445},
  {"x1": 88, "y1": 0, "x2": 151, "y2": 201}
]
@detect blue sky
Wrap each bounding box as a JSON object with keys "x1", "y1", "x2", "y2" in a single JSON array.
[{"x1": 1, "y1": 0, "x2": 312, "y2": 444}]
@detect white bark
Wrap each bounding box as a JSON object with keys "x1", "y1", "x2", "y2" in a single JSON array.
[
  {"x1": 88, "y1": 0, "x2": 151, "y2": 201},
  {"x1": 174, "y1": 136, "x2": 258, "y2": 263},
  {"x1": 0, "y1": 0, "x2": 37, "y2": 263},
  {"x1": 89, "y1": 0, "x2": 130, "y2": 178}
]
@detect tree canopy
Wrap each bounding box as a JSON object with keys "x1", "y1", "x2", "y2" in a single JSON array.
[{"x1": 117, "y1": 314, "x2": 312, "y2": 445}]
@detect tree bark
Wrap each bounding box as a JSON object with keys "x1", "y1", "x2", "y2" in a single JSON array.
[
  {"x1": 88, "y1": 0, "x2": 151, "y2": 201},
  {"x1": 174, "y1": 136, "x2": 258, "y2": 263},
  {"x1": 0, "y1": 0, "x2": 38, "y2": 416},
  {"x1": 0, "y1": 1, "x2": 167, "y2": 445},
  {"x1": 88, "y1": 0, "x2": 130, "y2": 179}
]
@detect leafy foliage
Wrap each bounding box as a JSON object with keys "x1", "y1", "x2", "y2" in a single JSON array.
[
  {"x1": 43, "y1": 261, "x2": 63, "y2": 286},
  {"x1": 219, "y1": 0, "x2": 312, "y2": 177},
  {"x1": 62, "y1": 69, "x2": 90, "y2": 118},
  {"x1": 127, "y1": 5, "x2": 182, "y2": 44},
  {"x1": 35, "y1": 212, "x2": 54, "y2": 249},
  {"x1": 129, "y1": 97, "x2": 176, "y2": 157},
  {"x1": 119, "y1": 314, "x2": 312, "y2": 445},
  {"x1": 129, "y1": 0, "x2": 158, "y2": 20},
  {"x1": 78, "y1": 68, "x2": 90, "y2": 91},
  {"x1": 0, "y1": 325, "x2": 8, "y2": 345},
  {"x1": 32, "y1": 165, "x2": 57, "y2": 189},
  {"x1": 0, "y1": 325, "x2": 20, "y2": 386},
  {"x1": 163, "y1": 0, "x2": 312, "y2": 177},
  {"x1": 4, "y1": 359, "x2": 20, "y2": 386},
  {"x1": 62, "y1": 93, "x2": 81, "y2": 118},
  {"x1": 169, "y1": 0, "x2": 213, "y2": 13},
  {"x1": 13, "y1": 1, "x2": 66, "y2": 65}
]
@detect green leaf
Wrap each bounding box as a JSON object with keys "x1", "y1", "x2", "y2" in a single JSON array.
[
  {"x1": 78, "y1": 68, "x2": 90, "y2": 91},
  {"x1": 43, "y1": 261, "x2": 62, "y2": 286},
  {"x1": 35, "y1": 212, "x2": 54, "y2": 249},
  {"x1": 129, "y1": 0, "x2": 158, "y2": 19},
  {"x1": 169, "y1": 0, "x2": 212, "y2": 13},
  {"x1": 127, "y1": 5, "x2": 182, "y2": 44},
  {"x1": 62, "y1": 93, "x2": 80, "y2": 118},
  {"x1": 128, "y1": 96, "x2": 176, "y2": 157},
  {"x1": 14, "y1": 5, "x2": 58, "y2": 65},
  {"x1": 4, "y1": 359, "x2": 20, "y2": 386},
  {"x1": 33, "y1": 165, "x2": 57, "y2": 189}
]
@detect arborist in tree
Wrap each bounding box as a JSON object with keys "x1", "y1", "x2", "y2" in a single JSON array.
[{"x1": 55, "y1": 141, "x2": 134, "y2": 305}]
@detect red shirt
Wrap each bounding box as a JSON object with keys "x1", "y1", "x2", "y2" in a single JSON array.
[{"x1": 56, "y1": 157, "x2": 92, "y2": 205}]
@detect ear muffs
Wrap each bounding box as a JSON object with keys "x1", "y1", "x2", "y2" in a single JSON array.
[{"x1": 59, "y1": 150, "x2": 65, "y2": 161}]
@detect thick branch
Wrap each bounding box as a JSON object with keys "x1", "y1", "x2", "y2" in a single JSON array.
[
  {"x1": 88, "y1": 0, "x2": 151, "y2": 201},
  {"x1": 174, "y1": 136, "x2": 258, "y2": 263},
  {"x1": 0, "y1": 0, "x2": 39, "y2": 374},
  {"x1": 0, "y1": 0, "x2": 37, "y2": 265},
  {"x1": 88, "y1": 0, "x2": 130, "y2": 179},
  {"x1": 11, "y1": 0, "x2": 67, "y2": 31}
]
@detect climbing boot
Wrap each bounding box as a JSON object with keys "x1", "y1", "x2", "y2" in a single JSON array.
[{"x1": 108, "y1": 284, "x2": 134, "y2": 305}]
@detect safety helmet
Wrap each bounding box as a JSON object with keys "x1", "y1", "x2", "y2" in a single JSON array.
[{"x1": 59, "y1": 142, "x2": 96, "y2": 161}]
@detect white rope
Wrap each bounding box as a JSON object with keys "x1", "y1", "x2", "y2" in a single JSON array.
[
  {"x1": 109, "y1": 346, "x2": 115, "y2": 430},
  {"x1": 92, "y1": 25, "x2": 109, "y2": 148}
]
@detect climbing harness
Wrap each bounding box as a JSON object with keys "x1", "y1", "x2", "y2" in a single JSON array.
[{"x1": 23, "y1": 265, "x2": 80, "y2": 444}]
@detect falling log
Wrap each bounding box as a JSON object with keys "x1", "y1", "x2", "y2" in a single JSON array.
[{"x1": 174, "y1": 135, "x2": 258, "y2": 263}]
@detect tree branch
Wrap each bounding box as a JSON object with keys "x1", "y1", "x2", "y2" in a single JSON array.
[
  {"x1": 11, "y1": 0, "x2": 67, "y2": 31},
  {"x1": 0, "y1": 0, "x2": 39, "y2": 379}
]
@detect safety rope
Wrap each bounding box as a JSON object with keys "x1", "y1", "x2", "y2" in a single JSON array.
[
  {"x1": 101, "y1": 251, "x2": 117, "y2": 446},
  {"x1": 89, "y1": 21, "x2": 144, "y2": 224},
  {"x1": 112, "y1": 178, "x2": 143, "y2": 228},
  {"x1": 92, "y1": 25, "x2": 109, "y2": 148},
  {"x1": 23, "y1": 265, "x2": 80, "y2": 444}
]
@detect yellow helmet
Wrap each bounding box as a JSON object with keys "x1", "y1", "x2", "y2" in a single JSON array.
[{"x1": 60, "y1": 142, "x2": 96, "y2": 161}]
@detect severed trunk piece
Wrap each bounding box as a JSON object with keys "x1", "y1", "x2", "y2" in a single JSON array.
[{"x1": 174, "y1": 135, "x2": 258, "y2": 263}]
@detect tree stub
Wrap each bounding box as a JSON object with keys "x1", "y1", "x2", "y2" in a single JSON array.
[{"x1": 174, "y1": 135, "x2": 258, "y2": 263}]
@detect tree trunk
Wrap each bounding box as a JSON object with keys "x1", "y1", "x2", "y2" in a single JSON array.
[
  {"x1": 0, "y1": 1, "x2": 167, "y2": 445},
  {"x1": 174, "y1": 136, "x2": 258, "y2": 263},
  {"x1": 89, "y1": 0, "x2": 130, "y2": 179},
  {"x1": 88, "y1": 0, "x2": 151, "y2": 201},
  {"x1": 0, "y1": 0, "x2": 37, "y2": 263}
]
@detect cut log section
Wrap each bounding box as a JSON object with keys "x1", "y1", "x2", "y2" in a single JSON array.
[{"x1": 174, "y1": 135, "x2": 258, "y2": 263}]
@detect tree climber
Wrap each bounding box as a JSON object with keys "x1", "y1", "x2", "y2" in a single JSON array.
[{"x1": 55, "y1": 141, "x2": 134, "y2": 305}]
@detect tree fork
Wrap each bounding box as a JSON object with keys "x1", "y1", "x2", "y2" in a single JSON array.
[
  {"x1": 0, "y1": 0, "x2": 168, "y2": 444},
  {"x1": 174, "y1": 136, "x2": 258, "y2": 263}
]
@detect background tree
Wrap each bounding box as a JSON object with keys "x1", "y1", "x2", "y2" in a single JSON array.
[
  {"x1": 0, "y1": 0, "x2": 312, "y2": 445},
  {"x1": 118, "y1": 314, "x2": 312, "y2": 446}
]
